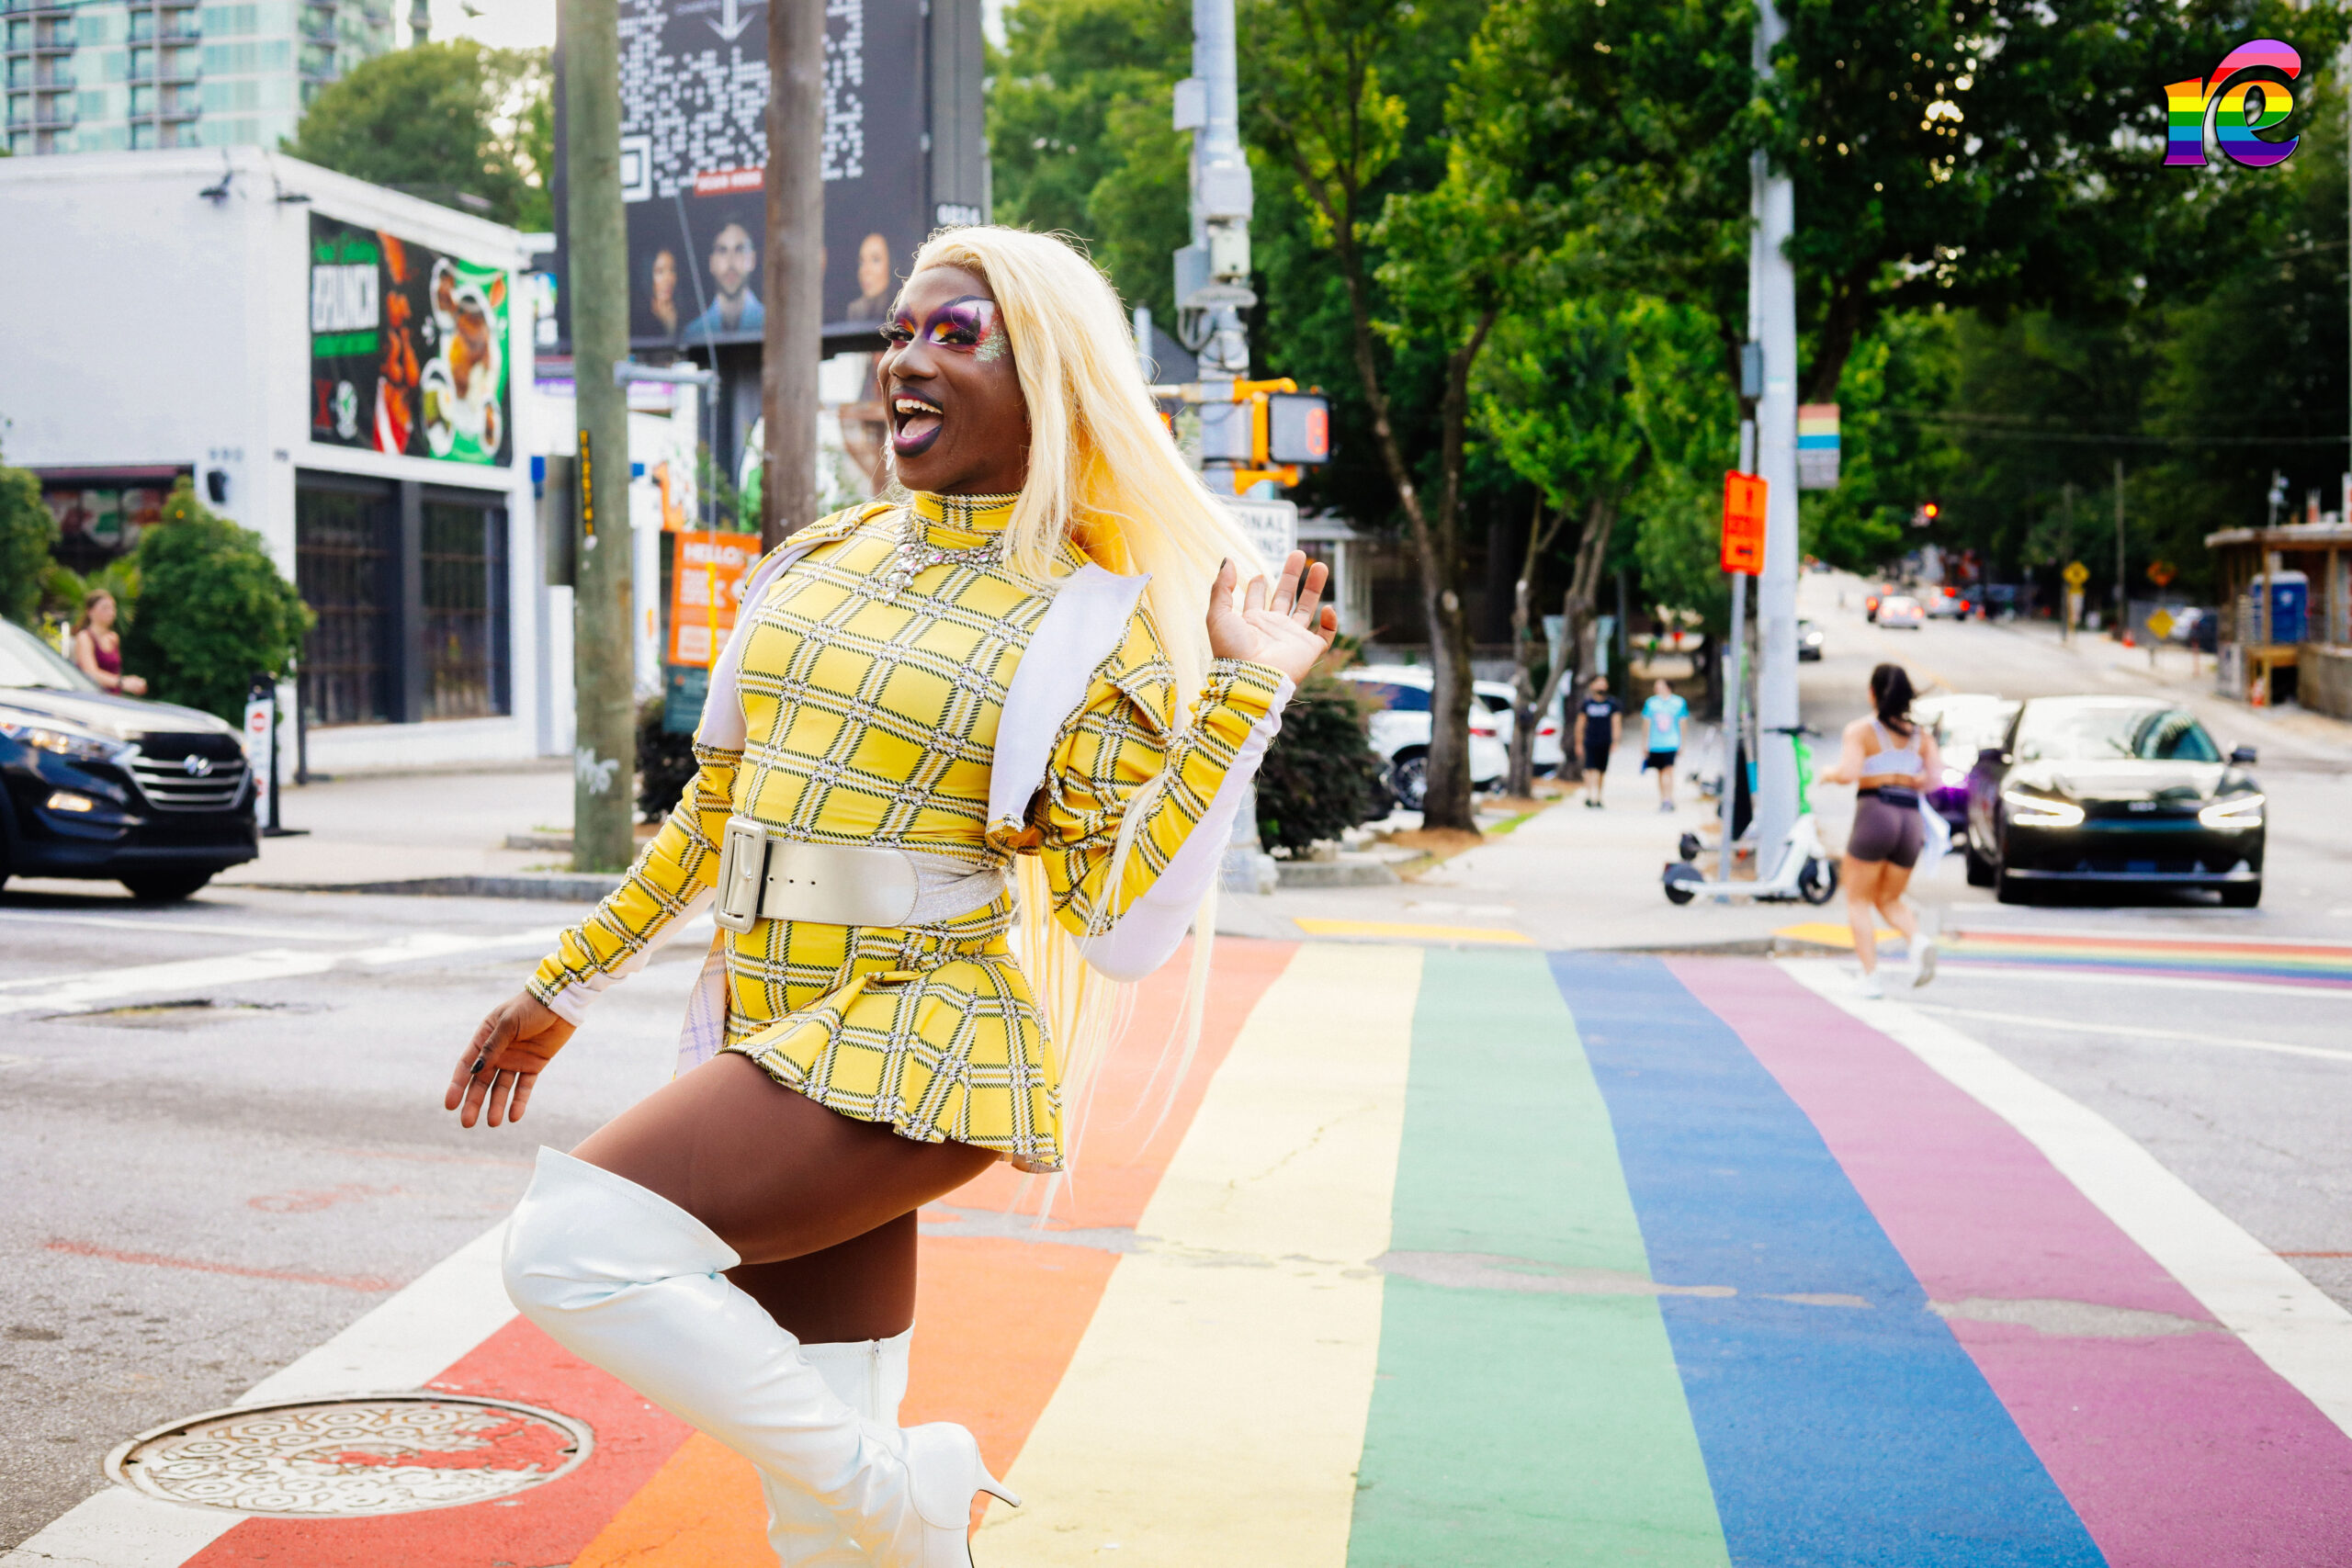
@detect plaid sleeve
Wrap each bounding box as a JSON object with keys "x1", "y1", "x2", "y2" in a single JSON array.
[
  {"x1": 526, "y1": 743, "x2": 737, "y2": 1026},
  {"x1": 1033, "y1": 612, "x2": 1287, "y2": 937}
]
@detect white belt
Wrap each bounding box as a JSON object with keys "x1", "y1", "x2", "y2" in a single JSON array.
[{"x1": 713, "y1": 816, "x2": 1010, "y2": 933}]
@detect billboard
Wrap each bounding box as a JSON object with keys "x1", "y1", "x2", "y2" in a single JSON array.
[
  {"x1": 309, "y1": 214, "x2": 514, "y2": 467},
  {"x1": 605, "y1": 0, "x2": 933, "y2": 350}
]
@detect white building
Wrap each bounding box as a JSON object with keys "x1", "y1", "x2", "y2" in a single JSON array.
[
  {"x1": 4, "y1": 0, "x2": 390, "y2": 158},
  {"x1": 0, "y1": 146, "x2": 585, "y2": 773}
]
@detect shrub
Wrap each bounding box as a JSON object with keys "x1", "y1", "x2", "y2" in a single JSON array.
[
  {"x1": 637, "y1": 695, "x2": 698, "y2": 823},
  {"x1": 1255, "y1": 668, "x2": 1392, "y2": 854},
  {"x1": 0, "y1": 453, "x2": 55, "y2": 628},
  {"x1": 121, "y1": 481, "x2": 313, "y2": 722}
]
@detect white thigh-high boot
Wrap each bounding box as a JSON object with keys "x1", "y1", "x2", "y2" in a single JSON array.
[
  {"x1": 764, "y1": 1330, "x2": 913, "y2": 1565},
  {"x1": 503, "y1": 1148, "x2": 1015, "y2": 1567}
]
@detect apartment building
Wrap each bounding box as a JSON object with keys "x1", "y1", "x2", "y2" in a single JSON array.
[{"x1": 2, "y1": 0, "x2": 389, "y2": 157}]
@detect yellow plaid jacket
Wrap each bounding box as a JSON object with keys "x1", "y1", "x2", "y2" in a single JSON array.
[{"x1": 527, "y1": 494, "x2": 1285, "y2": 1170}]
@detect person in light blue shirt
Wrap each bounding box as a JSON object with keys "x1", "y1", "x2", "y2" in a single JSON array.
[{"x1": 1640, "y1": 678, "x2": 1689, "y2": 812}]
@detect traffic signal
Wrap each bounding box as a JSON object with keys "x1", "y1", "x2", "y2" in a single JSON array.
[{"x1": 1911, "y1": 499, "x2": 1942, "y2": 528}]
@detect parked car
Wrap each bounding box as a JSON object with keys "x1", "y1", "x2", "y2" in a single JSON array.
[
  {"x1": 0, "y1": 618, "x2": 256, "y2": 900},
  {"x1": 1911, "y1": 692, "x2": 2019, "y2": 832},
  {"x1": 1473, "y1": 681, "x2": 1566, "y2": 775},
  {"x1": 1797, "y1": 619, "x2": 1826, "y2": 661},
  {"x1": 1876, "y1": 594, "x2": 1927, "y2": 629},
  {"x1": 1964, "y1": 695, "x2": 2263, "y2": 906},
  {"x1": 1339, "y1": 665, "x2": 1510, "y2": 810}
]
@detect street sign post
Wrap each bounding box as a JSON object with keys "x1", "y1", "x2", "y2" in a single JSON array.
[{"x1": 2063, "y1": 559, "x2": 2089, "y2": 644}]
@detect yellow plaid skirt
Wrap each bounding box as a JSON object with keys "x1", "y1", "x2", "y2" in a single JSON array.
[{"x1": 717, "y1": 895, "x2": 1066, "y2": 1172}]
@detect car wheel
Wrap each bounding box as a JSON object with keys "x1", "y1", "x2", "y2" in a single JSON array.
[
  {"x1": 2220, "y1": 881, "x2": 2262, "y2": 908},
  {"x1": 121, "y1": 871, "x2": 214, "y2": 903},
  {"x1": 1389, "y1": 750, "x2": 1429, "y2": 812},
  {"x1": 1964, "y1": 839, "x2": 1995, "y2": 887}
]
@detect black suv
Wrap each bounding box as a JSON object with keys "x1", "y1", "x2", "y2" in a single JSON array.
[{"x1": 0, "y1": 619, "x2": 257, "y2": 900}]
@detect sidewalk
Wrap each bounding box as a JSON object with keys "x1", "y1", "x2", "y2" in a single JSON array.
[
  {"x1": 214, "y1": 762, "x2": 581, "y2": 891},
  {"x1": 19, "y1": 941, "x2": 2352, "y2": 1567}
]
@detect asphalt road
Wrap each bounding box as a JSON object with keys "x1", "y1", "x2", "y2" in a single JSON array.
[
  {"x1": 0, "y1": 887, "x2": 697, "y2": 1548},
  {"x1": 1792, "y1": 573, "x2": 2352, "y2": 1301}
]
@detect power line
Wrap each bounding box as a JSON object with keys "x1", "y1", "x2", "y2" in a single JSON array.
[{"x1": 1873, "y1": 409, "x2": 2347, "y2": 447}]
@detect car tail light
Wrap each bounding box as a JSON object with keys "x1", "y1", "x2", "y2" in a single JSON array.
[{"x1": 1470, "y1": 720, "x2": 1498, "y2": 738}]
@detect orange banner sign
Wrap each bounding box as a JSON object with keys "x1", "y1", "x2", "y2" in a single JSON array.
[{"x1": 667, "y1": 531, "x2": 761, "y2": 667}]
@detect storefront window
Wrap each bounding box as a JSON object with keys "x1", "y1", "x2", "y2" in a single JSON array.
[
  {"x1": 296, "y1": 480, "x2": 393, "y2": 727},
  {"x1": 420, "y1": 497, "x2": 509, "y2": 719},
  {"x1": 41, "y1": 481, "x2": 170, "y2": 575}
]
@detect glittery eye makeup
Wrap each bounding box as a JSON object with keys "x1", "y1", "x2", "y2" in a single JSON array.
[{"x1": 880, "y1": 296, "x2": 1006, "y2": 362}]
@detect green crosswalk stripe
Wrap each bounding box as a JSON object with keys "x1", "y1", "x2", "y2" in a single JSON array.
[{"x1": 1348, "y1": 947, "x2": 1730, "y2": 1567}]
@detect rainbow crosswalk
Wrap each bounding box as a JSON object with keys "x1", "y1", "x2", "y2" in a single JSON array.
[
  {"x1": 29, "y1": 941, "x2": 2352, "y2": 1567},
  {"x1": 1939, "y1": 930, "x2": 2352, "y2": 988}
]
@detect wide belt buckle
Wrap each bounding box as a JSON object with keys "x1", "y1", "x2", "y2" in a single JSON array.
[{"x1": 714, "y1": 816, "x2": 770, "y2": 932}]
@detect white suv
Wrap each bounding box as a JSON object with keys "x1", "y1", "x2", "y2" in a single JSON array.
[
  {"x1": 1474, "y1": 680, "x2": 1566, "y2": 775},
  {"x1": 1339, "y1": 665, "x2": 1510, "y2": 810}
]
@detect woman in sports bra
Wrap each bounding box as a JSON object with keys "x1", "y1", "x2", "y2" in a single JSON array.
[{"x1": 1818, "y1": 662, "x2": 1941, "y2": 997}]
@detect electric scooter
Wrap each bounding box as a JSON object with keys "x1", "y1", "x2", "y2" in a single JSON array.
[{"x1": 1660, "y1": 728, "x2": 1840, "y2": 906}]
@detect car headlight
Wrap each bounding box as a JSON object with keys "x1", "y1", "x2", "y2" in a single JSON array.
[
  {"x1": 2002, "y1": 788, "x2": 2084, "y2": 828},
  {"x1": 2199, "y1": 793, "x2": 2265, "y2": 829},
  {"x1": 0, "y1": 717, "x2": 128, "y2": 764}
]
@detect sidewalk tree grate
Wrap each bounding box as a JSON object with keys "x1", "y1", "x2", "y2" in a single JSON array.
[{"x1": 104, "y1": 1394, "x2": 594, "y2": 1516}]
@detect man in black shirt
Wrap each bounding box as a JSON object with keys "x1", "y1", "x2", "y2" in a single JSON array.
[{"x1": 1576, "y1": 676, "x2": 1622, "y2": 808}]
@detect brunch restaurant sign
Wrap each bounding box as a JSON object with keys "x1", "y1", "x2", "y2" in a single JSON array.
[{"x1": 309, "y1": 214, "x2": 514, "y2": 467}]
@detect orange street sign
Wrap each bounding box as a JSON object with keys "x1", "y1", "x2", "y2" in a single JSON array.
[
  {"x1": 2147, "y1": 559, "x2": 2177, "y2": 588},
  {"x1": 1722, "y1": 471, "x2": 1767, "y2": 575}
]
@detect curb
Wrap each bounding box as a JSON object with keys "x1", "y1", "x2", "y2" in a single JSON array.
[{"x1": 241, "y1": 874, "x2": 624, "y2": 901}]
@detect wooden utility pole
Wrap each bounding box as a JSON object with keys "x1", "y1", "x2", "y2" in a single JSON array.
[
  {"x1": 761, "y1": 0, "x2": 823, "y2": 547},
  {"x1": 563, "y1": 0, "x2": 636, "y2": 872}
]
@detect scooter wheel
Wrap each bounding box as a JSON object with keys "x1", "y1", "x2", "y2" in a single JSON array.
[
  {"x1": 1678, "y1": 831, "x2": 1702, "y2": 863},
  {"x1": 1797, "y1": 855, "x2": 1839, "y2": 906},
  {"x1": 1662, "y1": 863, "x2": 1702, "y2": 906}
]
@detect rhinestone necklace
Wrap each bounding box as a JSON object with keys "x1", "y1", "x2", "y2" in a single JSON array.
[{"x1": 876, "y1": 493, "x2": 1020, "y2": 602}]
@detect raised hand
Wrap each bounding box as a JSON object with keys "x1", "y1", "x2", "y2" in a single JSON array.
[
  {"x1": 444, "y1": 990, "x2": 574, "y2": 1128},
  {"x1": 1204, "y1": 551, "x2": 1340, "y2": 686}
]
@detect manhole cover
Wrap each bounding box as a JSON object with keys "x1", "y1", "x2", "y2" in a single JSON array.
[{"x1": 106, "y1": 1394, "x2": 593, "y2": 1516}]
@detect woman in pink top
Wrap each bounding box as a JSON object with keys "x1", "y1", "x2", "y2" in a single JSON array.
[{"x1": 70, "y1": 591, "x2": 146, "y2": 695}]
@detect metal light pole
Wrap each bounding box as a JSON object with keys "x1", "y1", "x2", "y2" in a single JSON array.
[
  {"x1": 1173, "y1": 0, "x2": 1255, "y2": 491},
  {"x1": 761, "y1": 0, "x2": 823, "y2": 550},
  {"x1": 1747, "y1": 0, "x2": 1803, "y2": 873},
  {"x1": 562, "y1": 0, "x2": 636, "y2": 873}
]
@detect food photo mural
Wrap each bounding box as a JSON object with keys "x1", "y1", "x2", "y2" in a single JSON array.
[{"x1": 309, "y1": 213, "x2": 514, "y2": 467}]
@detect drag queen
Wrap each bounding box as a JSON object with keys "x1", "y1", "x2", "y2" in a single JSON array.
[{"x1": 442, "y1": 225, "x2": 1335, "y2": 1566}]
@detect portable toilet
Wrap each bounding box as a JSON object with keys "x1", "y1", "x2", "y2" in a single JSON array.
[{"x1": 2239, "y1": 570, "x2": 2310, "y2": 646}]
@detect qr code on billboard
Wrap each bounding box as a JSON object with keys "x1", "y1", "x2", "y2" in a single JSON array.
[{"x1": 617, "y1": 0, "x2": 866, "y2": 196}]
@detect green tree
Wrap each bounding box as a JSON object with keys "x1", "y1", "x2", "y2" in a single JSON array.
[
  {"x1": 122, "y1": 482, "x2": 313, "y2": 723},
  {"x1": 1476, "y1": 293, "x2": 1652, "y2": 791},
  {"x1": 286, "y1": 40, "x2": 553, "y2": 230},
  {"x1": 987, "y1": 0, "x2": 1194, "y2": 324},
  {"x1": 1773, "y1": 0, "x2": 2350, "y2": 404},
  {"x1": 0, "y1": 451, "x2": 55, "y2": 628}
]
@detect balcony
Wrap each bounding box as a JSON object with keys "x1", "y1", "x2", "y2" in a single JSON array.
[
  {"x1": 30, "y1": 98, "x2": 74, "y2": 127},
  {"x1": 1, "y1": 0, "x2": 74, "y2": 17}
]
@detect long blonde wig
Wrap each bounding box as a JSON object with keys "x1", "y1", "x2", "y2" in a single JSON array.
[{"x1": 898, "y1": 226, "x2": 1269, "y2": 1187}]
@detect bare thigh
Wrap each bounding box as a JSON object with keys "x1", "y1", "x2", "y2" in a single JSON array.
[
  {"x1": 1843, "y1": 854, "x2": 1886, "y2": 903},
  {"x1": 1873, "y1": 860, "x2": 1915, "y2": 908},
  {"x1": 730, "y1": 1213, "x2": 919, "y2": 1342},
  {"x1": 571, "y1": 1053, "x2": 998, "y2": 1273}
]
